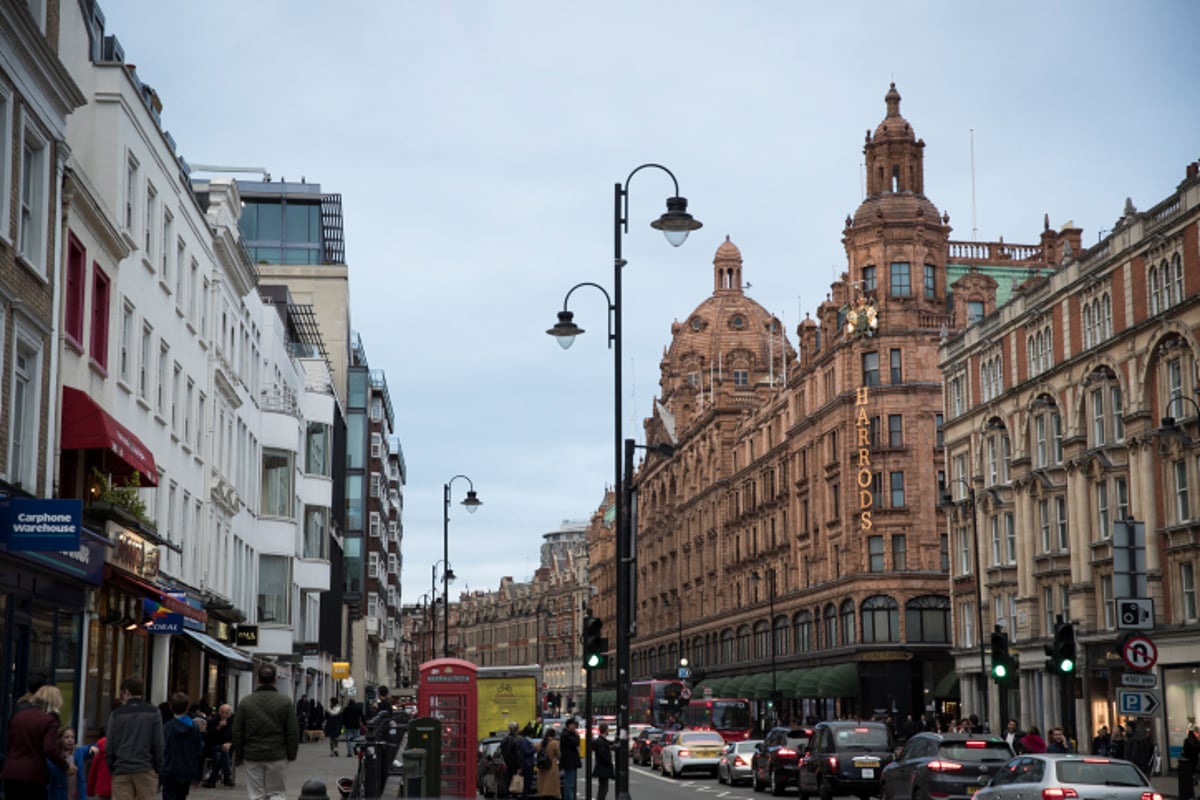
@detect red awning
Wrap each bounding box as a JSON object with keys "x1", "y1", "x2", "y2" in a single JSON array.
[{"x1": 61, "y1": 386, "x2": 158, "y2": 486}]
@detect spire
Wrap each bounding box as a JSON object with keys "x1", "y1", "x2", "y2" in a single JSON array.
[
  {"x1": 713, "y1": 235, "x2": 743, "y2": 294},
  {"x1": 885, "y1": 82, "x2": 902, "y2": 117}
]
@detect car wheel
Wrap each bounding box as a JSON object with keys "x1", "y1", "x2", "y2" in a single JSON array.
[
  {"x1": 771, "y1": 769, "x2": 786, "y2": 797},
  {"x1": 819, "y1": 776, "x2": 835, "y2": 800},
  {"x1": 753, "y1": 764, "x2": 766, "y2": 792},
  {"x1": 718, "y1": 765, "x2": 727, "y2": 784}
]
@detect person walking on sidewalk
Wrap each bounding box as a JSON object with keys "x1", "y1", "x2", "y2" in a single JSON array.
[
  {"x1": 161, "y1": 693, "x2": 205, "y2": 800},
  {"x1": 323, "y1": 699, "x2": 342, "y2": 756},
  {"x1": 1179, "y1": 728, "x2": 1199, "y2": 800},
  {"x1": 106, "y1": 677, "x2": 164, "y2": 800},
  {"x1": 232, "y1": 665, "x2": 299, "y2": 800},
  {"x1": 559, "y1": 719, "x2": 582, "y2": 800},
  {"x1": 339, "y1": 699, "x2": 363, "y2": 757},
  {"x1": 591, "y1": 723, "x2": 614, "y2": 800}
]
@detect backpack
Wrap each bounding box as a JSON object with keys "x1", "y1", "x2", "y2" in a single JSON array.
[{"x1": 536, "y1": 745, "x2": 551, "y2": 770}]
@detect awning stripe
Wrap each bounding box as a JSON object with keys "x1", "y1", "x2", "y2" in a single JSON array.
[{"x1": 61, "y1": 387, "x2": 158, "y2": 485}]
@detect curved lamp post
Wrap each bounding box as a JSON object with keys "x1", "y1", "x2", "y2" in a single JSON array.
[
  {"x1": 940, "y1": 477, "x2": 988, "y2": 731},
  {"x1": 443, "y1": 475, "x2": 481, "y2": 657},
  {"x1": 548, "y1": 166, "x2": 700, "y2": 800},
  {"x1": 751, "y1": 568, "x2": 778, "y2": 716}
]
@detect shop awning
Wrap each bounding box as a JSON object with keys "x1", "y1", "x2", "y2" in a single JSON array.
[
  {"x1": 816, "y1": 662, "x2": 860, "y2": 698},
  {"x1": 777, "y1": 668, "x2": 807, "y2": 695},
  {"x1": 183, "y1": 628, "x2": 253, "y2": 669},
  {"x1": 932, "y1": 671, "x2": 960, "y2": 698},
  {"x1": 794, "y1": 667, "x2": 825, "y2": 697},
  {"x1": 61, "y1": 387, "x2": 158, "y2": 485}
]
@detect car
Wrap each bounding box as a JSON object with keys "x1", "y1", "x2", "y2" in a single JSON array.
[
  {"x1": 753, "y1": 726, "x2": 815, "y2": 795},
  {"x1": 797, "y1": 720, "x2": 895, "y2": 800},
  {"x1": 976, "y1": 753, "x2": 1162, "y2": 800},
  {"x1": 632, "y1": 727, "x2": 664, "y2": 766},
  {"x1": 661, "y1": 730, "x2": 727, "y2": 778},
  {"x1": 719, "y1": 739, "x2": 763, "y2": 786},
  {"x1": 476, "y1": 736, "x2": 507, "y2": 798},
  {"x1": 591, "y1": 715, "x2": 618, "y2": 743},
  {"x1": 881, "y1": 733, "x2": 1013, "y2": 800},
  {"x1": 650, "y1": 730, "x2": 679, "y2": 771}
]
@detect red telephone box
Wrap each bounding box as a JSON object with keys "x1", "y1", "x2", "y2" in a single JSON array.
[{"x1": 418, "y1": 658, "x2": 477, "y2": 798}]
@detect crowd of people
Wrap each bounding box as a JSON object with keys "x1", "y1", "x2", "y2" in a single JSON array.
[{"x1": 496, "y1": 716, "x2": 612, "y2": 800}]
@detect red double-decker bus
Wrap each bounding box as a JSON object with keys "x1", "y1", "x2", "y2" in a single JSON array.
[
  {"x1": 681, "y1": 697, "x2": 754, "y2": 741},
  {"x1": 629, "y1": 679, "x2": 684, "y2": 727}
]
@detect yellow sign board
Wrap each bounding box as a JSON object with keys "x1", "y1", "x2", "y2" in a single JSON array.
[{"x1": 332, "y1": 662, "x2": 351, "y2": 679}]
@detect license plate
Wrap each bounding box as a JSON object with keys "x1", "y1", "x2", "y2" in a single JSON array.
[
  {"x1": 858, "y1": 760, "x2": 880, "y2": 768},
  {"x1": 861, "y1": 769, "x2": 875, "y2": 779},
  {"x1": 696, "y1": 750, "x2": 718, "y2": 757}
]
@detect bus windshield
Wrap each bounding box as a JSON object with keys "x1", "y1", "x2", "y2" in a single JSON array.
[{"x1": 682, "y1": 698, "x2": 753, "y2": 741}]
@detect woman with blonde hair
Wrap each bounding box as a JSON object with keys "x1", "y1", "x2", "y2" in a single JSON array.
[{"x1": 1, "y1": 683, "x2": 70, "y2": 800}]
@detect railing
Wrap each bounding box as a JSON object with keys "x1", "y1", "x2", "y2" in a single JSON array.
[{"x1": 948, "y1": 240, "x2": 1044, "y2": 263}]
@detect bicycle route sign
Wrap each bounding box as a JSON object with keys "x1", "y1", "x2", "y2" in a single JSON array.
[{"x1": 1120, "y1": 635, "x2": 1157, "y2": 671}]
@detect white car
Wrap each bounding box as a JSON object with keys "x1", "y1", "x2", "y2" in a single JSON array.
[{"x1": 660, "y1": 730, "x2": 726, "y2": 778}]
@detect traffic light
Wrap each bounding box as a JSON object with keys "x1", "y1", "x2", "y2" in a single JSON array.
[
  {"x1": 582, "y1": 615, "x2": 608, "y2": 671},
  {"x1": 1044, "y1": 621, "x2": 1076, "y2": 675},
  {"x1": 990, "y1": 630, "x2": 1014, "y2": 682}
]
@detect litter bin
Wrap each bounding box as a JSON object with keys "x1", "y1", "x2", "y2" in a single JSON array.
[
  {"x1": 406, "y1": 718, "x2": 442, "y2": 798},
  {"x1": 399, "y1": 749, "x2": 426, "y2": 798}
]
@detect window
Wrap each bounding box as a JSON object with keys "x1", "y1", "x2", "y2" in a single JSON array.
[
  {"x1": 1055, "y1": 496, "x2": 1068, "y2": 550},
  {"x1": 861, "y1": 595, "x2": 900, "y2": 643},
  {"x1": 1051, "y1": 412, "x2": 1064, "y2": 464},
  {"x1": 370, "y1": 432, "x2": 382, "y2": 459},
  {"x1": 890, "y1": 349, "x2": 902, "y2": 384},
  {"x1": 261, "y1": 449, "x2": 293, "y2": 518},
  {"x1": 924, "y1": 264, "x2": 935, "y2": 299},
  {"x1": 1005, "y1": 513, "x2": 1016, "y2": 563},
  {"x1": 1115, "y1": 476, "x2": 1129, "y2": 521},
  {"x1": 90, "y1": 266, "x2": 111, "y2": 370},
  {"x1": 1100, "y1": 574, "x2": 1114, "y2": 630},
  {"x1": 862, "y1": 265, "x2": 877, "y2": 292},
  {"x1": 124, "y1": 156, "x2": 138, "y2": 232},
  {"x1": 1182, "y1": 562, "x2": 1197, "y2": 621},
  {"x1": 862, "y1": 351, "x2": 879, "y2": 386},
  {"x1": 967, "y1": 301, "x2": 985, "y2": 324},
  {"x1": 1035, "y1": 415, "x2": 1047, "y2": 467},
  {"x1": 8, "y1": 328, "x2": 42, "y2": 488},
  {"x1": 1097, "y1": 482, "x2": 1110, "y2": 541},
  {"x1": 369, "y1": 471, "x2": 381, "y2": 498},
  {"x1": 892, "y1": 534, "x2": 907, "y2": 571},
  {"x1": 935, "y1": 413, "x2": 944, "y2": 448},
  {"x1": 1175, "y1": 460, "x2": 1190, "y2": 523},
  {"x1": 65, "y1": 235, "x2": 86, "y2": 344},
  {"x1": 939, "y1": 533, "x2": 949, "y2": 572},
  {"x1": 840, "y1": 599, "x2": 856, "y2": 645},
  {"x1": 306, "y1": 422, "x2": 330, "y2": 476},
  {"x1": 958, "y1": 525, "x2": 971, "y2": 575},
  {"x1": 890, "y1": 262, "x2": 911, "y2": 297},
  {"x1": 868, "y1": 536, "x2": 884, "y2": 572},
  {"x1": 733, "y1": 369, "x2": 748, "y2": 386},
  {"x1": 0, "y1": 84, "x2": 11, "y2": 238},
  {"x1": 144, "y1": 183, "x2": 157, "y2": 257},
  {"x1": 888, "y1": 414, "x2": 903, "y2": 448},
  {"x1": 906, "y1": 595, "x2": 949, "y2": 643},
  {"x1": 1039, "y1": 499, "x2": 1051, "y2": 553},
  {"x1": 991, "y1": 515, "x2": 1001, "y2": 566},
  {"x1": 183, "y1": 379, "x2": 194, "y2": 444},
  {"x1": 175, "y1": 238, "x2": 186, "y2": 301},
  {"x1": 115, "y1": 304, "x2": 132, "y2": 383},
  {"x1": 890, "y1": 471, "x2": 905, "y2": 507},
  {"x1": 367, "y1": 551, "x2": 380, "y2": 579},
  {"x1": 161, "y1": 209, "x2": 173, "y2": 277},
  {"x1": 1091, "y1": 388, "x2": 1105, "y2": 446},
  {"x1": 156, "y1": 342, "x2": 169, "y2": 414},
  {"x1": 796, "y1": 611, "x2": 813, "y2": 652},
  {"x1": 369, "y1": 512, "x2": 381, "y2": 538},
  {"x1": 949, "y1": 375, "x2": 965, "y2": 417},
  {"x1": 257, "y1": 555, "x2": 291, "y2": 624},
  {"x1": 17, "y1": 117, "x2": 50, "y2": 275},
  {"x1": 139, "y1": 322, "x2": 152, "y2": 399}
]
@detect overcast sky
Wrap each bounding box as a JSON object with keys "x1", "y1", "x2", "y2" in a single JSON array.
[{"x1": 99, "y1": 1, "x2": 1199, "y2": 601}]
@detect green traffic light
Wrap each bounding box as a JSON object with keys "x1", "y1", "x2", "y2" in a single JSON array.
[
  {"x1": 585, "y1": 652, "x2": 606, "y2": 670},
  {"x1": 1059, "y1": 657, "x2": 1075, "y2": 673},
  {"x1": 993, "y1": 662, "x2": 1008, "y2": 680}
]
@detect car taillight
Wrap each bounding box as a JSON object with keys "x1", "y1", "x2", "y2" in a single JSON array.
[
  {"x1": 735, "y1": 756, "x2": 749, "y2": 766},
  {"x1": 965, "y1": 741, "x2": 987, "y2": 748},
  {"x1": 1139, "y1": 793, "x2": 1163, "y2": 800},
  {"x1": 827, "y1": 756, "x2": 839, "y2": 770},
  {"x1": 778, "y1": 748, "x2": 797, "y2": 758},
  {"x1": 1041, "y1": 789, "x2": 1079, "y2": 800},
  {"x1": 926, "y1": 761, "x2": 964, "y2": 772},
  {"x1": 678, "y1": 749, "x2": 691, "y2": 758}
]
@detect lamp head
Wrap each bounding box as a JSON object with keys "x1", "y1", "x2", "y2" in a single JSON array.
[
  {"x1": 445, "y1": 567, "x2": 457, "y2": 582},
  {"x1": 546, "y1": 310, "x2": 583, "y2": 349},
  {"x1": 651, "y1": 196, "x2": 703, "y2": 247},
  {"x1": 462, "y1": 490, "x2": 482, "y2": 513}
]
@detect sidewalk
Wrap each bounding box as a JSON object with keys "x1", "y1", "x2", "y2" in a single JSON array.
[{"x1": 190, "y1": 740, "x2": 365, "y2": 800}]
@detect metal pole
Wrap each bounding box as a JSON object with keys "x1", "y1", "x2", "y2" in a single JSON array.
[
  {"x1": 969, "y1": 487, "x2": 990, "y2": 731},
  {"x1": 443, "y1": 483, "x2": 450, "y2": 658},
  {"x1": 614, "y1": 178, "x2": 630, "y2": 800},
  {"x1": 430, "y1": 568, "x2": 438, "y2": 661},
  {"x1": 769, "y1": 569, "x2": 777, "y2": 706}
]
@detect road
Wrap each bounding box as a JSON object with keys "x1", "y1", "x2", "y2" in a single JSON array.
[{"x1": 625, "y1": 759, "x2": 760, "y2": 799}]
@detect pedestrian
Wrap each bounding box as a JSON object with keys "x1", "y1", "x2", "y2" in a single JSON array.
[
  {"x1": 559, "y1": 718, "x2": 582, "y2": 800},
  {"x1": 1125, "y1": 721, "x2": 1154, "y2": 777},
  {"x1": 535, "y1": 728, "x2": 561, "y2": 799},
  {"x1": 340, "y1": 698, "x2": 363, "y2": 757},
  {"x1": 202, "y1": 704, "x2": 234, "y2": 787},
  {"x1": 1003, "y1": 719, "x2": 1024, "y2": 750},
  {"x1": 1108, "y1": 725, "x2": 1126, "y2": 760},
  {"x1": 105, "y1": 676, "x2": 163, "y2": 800},
  {"x1": 519, "y1": 727, "x2": 536, "y2": 799},
  {"x1": 161, "y1": 693, "x2": 205, "y2": 800},
  {"x1": 86, "y1": 735, "x2": 113, "y2": 800},
  {"x1": 591, "y1": 723, "x2": 614, "y2": 800},
  {"x1": 2, "y1": 684, "x2": 71, "y2": 800},
  {"x1": 898, "y1": 715, "x2": 919, "y2": 745},
  {"x1": 1091, "y1": 725, "x2": 1111, "y2": 756},
  {"x1": 500, "y1": 721, "x2": 524, "y2": 798},
  {"x1": 46, "y1": 725, "x2": 81, "y2": 800},
  {"x1": 375, "y1": 687, "x2": 393, "y2": 714},
  {"x1": 1018, "y1": 725, "x2": 1046, "y2": 754},
  {"x1": 294, "y1": 695, "x2": 308, "y2": 733},
  {"x1": 323, "y1": 698, "x2": 343, "y2": 757},
  {"x1": 231, "y1": 664, "x2": 300, "y2": 800},
  {"x1": 1178, "y1": 728, "x2": 1198, "y2": 800},
  {"x1": 1046, "y1": 727, "x2": 1075, "y2": 753}
]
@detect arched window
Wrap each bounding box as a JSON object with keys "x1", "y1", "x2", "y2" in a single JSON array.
[
  {"x1": 736, "y1": 624, "x2": 752, "y2": 662},
  {"x1": 774, "y1": 615, "x2": 789, "y2": 656},
  {"x1": 823, "y1": 603, "x2": 838, "y2": 649},
  {"x1": 1161, "y1": 259, "x2": 1174, "y2": 306},
  {"x1": 1082, "y1": 303, "x2": 1093, "y2": 348},
  {"x1": 1149, "y1": 265, "x2": 1161, "y2": 315},
  {"x1": 840, "y1": 599, "x2": 857, "y2": 645},
  {"x1": 796, "y1": 610, "x2": 813, "y2": 653},
  {"x1": 753, "y1": 620, "x2": 770, "y2": 660},
  {"x1": 905, "y1": 595, "x2": 951, "y2": 642},
  {"x1": 861, "y1": 595, "x2": 900, "y2": 643},
  {"x1": 721, "y1": 629, "x2": 734, "y2": 665},
  {"x1": 1171, "y1": 254, "x2": 1184, "y2": 306}
]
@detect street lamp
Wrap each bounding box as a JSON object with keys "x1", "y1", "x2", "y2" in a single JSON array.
[
  {"x1": 751, "y1": 568, "x2": 778, "y2": 715},
  {"x1": 432, "y1": 560, "x2": 455, "y2": 657},
  {"x1": 941, "y1": 478, "x2": 988, "y2": 731},
  {"x1": 443, "y1": 475, "x2": 481, "y2": 658},
  {"x1": 548, "y1": 164, "x2": 700, "y2": 800}
]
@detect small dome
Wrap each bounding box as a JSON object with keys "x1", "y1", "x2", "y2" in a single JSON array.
[
  {"x1": 872, "y1": 82, "x2": 916, "y2": 143},
  {"x1": 714, "y1": 235, "x2": 741, "y2": 262}
]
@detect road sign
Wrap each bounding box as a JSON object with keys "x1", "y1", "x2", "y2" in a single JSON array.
[
  {"x1": 703, "y1": 687, "x2": 713, "y2": 699},
  {"x1": 679, "y1": 686, "x2": 692, "y2": 701},
  {"x1": 678, "y1": 667, "x2": 691, "y2": 679},
  {"x1": 1121, "y1": 635, "x2": 1158, "y2": 671},
  {"x1": 1120, "y1": 672, "x2": 1158, "y2": 688},
  {"x1": 1117, "y1": 689, "x2": 1159, "y2": 715},
  {"x1": 1116, "y1": 598, "x2": 1154, "y2": 631}
]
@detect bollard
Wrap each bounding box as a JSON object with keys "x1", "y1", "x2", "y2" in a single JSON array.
[
  {"x1": 299, "y1": 780, "x2": 330, "y2": 800},
  {"x1": 401, "y1": 749, "x2": 426, "y2": 798}
]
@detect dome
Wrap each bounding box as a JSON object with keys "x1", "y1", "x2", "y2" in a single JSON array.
[
  {"x1": 872, "y1": 82, "x2": 916, "y2": 143},
  {"x1": 851, "y1": 192, "x2": 941, "y2": 228}
]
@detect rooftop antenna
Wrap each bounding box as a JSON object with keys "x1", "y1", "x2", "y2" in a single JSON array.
[{"x1": 970, "y1": 129, "x2": 978, "y2": 242}]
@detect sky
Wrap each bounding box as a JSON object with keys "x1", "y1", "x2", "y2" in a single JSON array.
[{"x1": 98, "y1": 1, "x2": 1200, "y2": 601}]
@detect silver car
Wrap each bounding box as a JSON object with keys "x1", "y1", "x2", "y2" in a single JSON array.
[
  {"x1": 976, "y1": 754, "x2": 1162, "y2": 800},
  {"x1": 718, "y1": 739, "x2": 762, "y2": 786}
]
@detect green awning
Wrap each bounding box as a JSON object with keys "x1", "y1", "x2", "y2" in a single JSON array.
[
  {"x1": 932, "y1": 671, "x2": 960, "y2": 698},
  {"x1": 816, "y1": 662, "x2": 860, "y2": 698},
  {"x1": 793, "y1": 667, "x2": 826, "y2": 697},
  {"x1": 724, "y1": 675, "x2": 750, "y2": 696},
  {"x1": 747, "y1": 674, "x2": 775, "y2": 700},
  {"x1": 695, "y1": 678, "x2": 725, "y2": 697},
  {"x1": 777, "y1": 669, "x2": 807, "y2": 694}
]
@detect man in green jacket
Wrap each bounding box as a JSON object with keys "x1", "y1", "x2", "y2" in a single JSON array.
[{"x1": 232, "y1": 665, "x2": 299, "y2": 800}]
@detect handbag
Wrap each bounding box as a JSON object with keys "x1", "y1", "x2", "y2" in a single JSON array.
[
  {"x1": 537, "y1": 746, "x2": 551, "y2": 770},
  {"x1": 509, "y1": 773, "x2": 524, "y2": 794}
]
